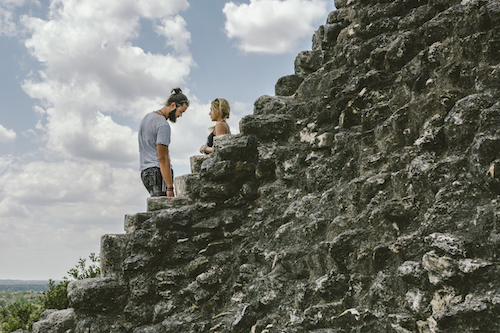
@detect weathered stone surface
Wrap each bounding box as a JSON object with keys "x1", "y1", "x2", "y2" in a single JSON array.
[
  {"x1": 33, "y1": 0, "x2": 500, "y2": 332},
  {"x1": 100, "y1": 234, "x2": 128, "y2": 282},
  {"x1": 146, "y1": 196, "x2": 192, "y2": 212},
  {"x1": 174, "y1": 173, "x2": 201, "y2": 198},
  {"x1": 212, "y1": 134, "x2": 258, "y2": 162},
  {"x1": 253, "y1": 95, "x2": 296, "y2": 115},
  {"x1": 313, "y1": 24, "x2": 343, "y2": 52},
  {"x1": 189, "y1": 154, "x2": 209, "y2": 174},
  {"x1": 32, "y1": 309, "x2": 76, "y2": 333},
  {"x1": 295, "y1": 50, "x2": 324, "y2": 76},
  {"x1": 67, "y1": 277, "x2": 126, "y2": 313},
  {"x1": 275, "y1": 74, "x2": 304, "y2": 96},
  {"x1": 239, "y1": 114, "x2": 294, "y2": 142},
  {"x1": 124, "y1": 212, "x2": 153, "y2": 233}
]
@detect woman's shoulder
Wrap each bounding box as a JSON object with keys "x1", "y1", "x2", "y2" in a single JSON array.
[{"x1": 215, "y1": 121, "x2": 230, "y2": 135}]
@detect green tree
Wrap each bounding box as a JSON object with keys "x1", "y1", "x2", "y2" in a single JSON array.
[
  {"x1": 0, "y1": 302, "x2": 41, "y2": 333},
  {"x1": 39, "y1": 280, "x2": 69, "y2": 310},
  {"x1": 67, "y1": 252, "x2": 101, "y2": 280},
  {"x1": 0, "y1": 254, "x2": 100, "y2": 333},
  {"x1": 39, "y1": 253, "x2": 100, "y2": 311}
]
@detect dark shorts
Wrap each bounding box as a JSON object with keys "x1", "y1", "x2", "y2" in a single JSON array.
[{"x1": 141, "y1": 167, "x2": 174, "y2": 197}]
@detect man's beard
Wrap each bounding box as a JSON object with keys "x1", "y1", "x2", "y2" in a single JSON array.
[{"x1": 168, "y1": 109, "x2": 177, "y2": 122}]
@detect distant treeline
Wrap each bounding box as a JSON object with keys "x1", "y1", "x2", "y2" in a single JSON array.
[{"x1": 0, "y1": 281, "x2": 49, "y2": 292}]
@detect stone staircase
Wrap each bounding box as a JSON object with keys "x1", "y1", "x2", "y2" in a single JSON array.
[{"x1": 31, "y1": 0, "x2": 500, "y2": 331}]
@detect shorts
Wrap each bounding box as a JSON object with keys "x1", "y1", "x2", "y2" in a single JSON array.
[{"x1": 140, "y1": 167, "x2": 174, "y2": 197}]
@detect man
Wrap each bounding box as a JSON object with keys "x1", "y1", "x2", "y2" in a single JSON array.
[{"x1": 138, "y1": 88, "x2": 189, "y2": 197}]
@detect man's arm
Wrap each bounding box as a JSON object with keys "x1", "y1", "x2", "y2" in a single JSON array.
[{"x1": 157, "y1": 144, "x2": 174, "y2": 197}]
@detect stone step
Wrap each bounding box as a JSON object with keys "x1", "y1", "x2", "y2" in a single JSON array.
[
  {"x1": 146, "y1": 196, "x2": 192, "y2": 212},
  {"x1": 67, "y1": 277, "x2": 126, "y2": 313},
  {"x1": 240, "y1": 114, "x2": 294, "y2": 142},
  {"x1": 174, "y1": 173, "x2": 201, "y2": 199},
  {"x1": 124, "y1": 212, "x2": 154, "y2": 233},
  {"x1": 100, "y1": 234, "x2": 128, "y2": 280},
  {"x1": 190, "y1": 154, "x2": 209, "y2": 173}
]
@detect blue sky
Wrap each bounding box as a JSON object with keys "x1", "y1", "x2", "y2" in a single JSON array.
[{"x1": 0, "y1": 0, "x2": 334, "y2": 280}]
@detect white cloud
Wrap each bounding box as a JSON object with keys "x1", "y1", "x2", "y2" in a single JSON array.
[
  {"x1": 135, "y1": 0, "x2": 189, "y2": 19},
  {"x1": 0, "y1": 158, "x2": 146, "y2": 279},
  {"x1": 0, "y1": 159, "x2": 144, "y2": 209},
  {"x1": 223, "y1": 0, "x2": 328, "y2": 54},
  {"x1": 0, "y1": 211, "x2": 115, "y2": 279},
  {"x1": 0, "y1": 0, "x2": 27, "y2": 5},
  {"x1": 0, "y1": 123, "x2": 16, "y2": 142},
  {"x1": 0, "y1": 6, "x2": 15, "y2": 36},
  {"x1": 20, "y1": 0, "x2": 194, "y2": 164},
  {"x1": 0, "y1": 0, "x2": 26, "y2": 36},
  {"x1": 154, "y1": 15, "x2": 191, "y2": 55}
]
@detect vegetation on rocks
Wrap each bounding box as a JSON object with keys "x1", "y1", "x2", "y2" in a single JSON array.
[{"x1": 0, "y1": 254, "x2": 100, "y2": 333}]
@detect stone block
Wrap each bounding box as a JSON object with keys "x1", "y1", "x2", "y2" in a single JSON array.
[
  {"x1": 213, "y1": 134, "x2": 258, "y2": 161},
  {"x1": 174, "y1": 173, "x2": 201, "y2": 198},
  {"x1": 124, "y1": 212, "x2": 153, "y2": 233},
  {"x1": 444, "y1": 94, "x2": 495, "y2": 149},
  {"x1": 199, "y1": 182, "x2": 237, "y2": 201},
  {"x1": 294, "y1": 50, "x2": 324, "y2": 76},
  {"x1": 190, "y1": 154, "x2": 209, "y2": 174},
  {"x1": 313, "y1": 24, "x2": 343, "y2": 51},
  {"x1": 100, "y1": 234, "x2": 128, "y2": 280},
  {"x1": 234, "y1": 161, "x2": 256, "y2": 180},
  {"x1": 275, "y1": 74, "x2": 304, "y2": 96},
  {"x1": 240, "y1": 115, "x2": 294, "y2": 142},
  {"x1": 312, "y1": 25, "x2": 325, "y2": 51},
  {"x1": 253, "y1": 95, "x2": 295, "y2": 115},
  {"x1": 471, "y1": 134, "x2": 500, "y2": 166},
  {"x1": 192, "y1": 216, "x2": 221, "y2": 231},
  {"x1": 200, "y1": 158, "x2": 234, "y2": 180},
  {"x1": 147, "y1": 196, "x2": 192, "y2": 212},
  {"x1": 32, "y1": 309, "x2": 76, "y2": 333},
  {"x1": 67, "y1": 277, "x2": 126, "y2": 313}
]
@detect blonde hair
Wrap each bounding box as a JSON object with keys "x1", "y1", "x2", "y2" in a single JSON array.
[
  {"x1": 210, "y1": 98, "x2": 230, "y2": 130},
  {"x1": 212, "y1": 98, "x2": 230, "y2": 120}
]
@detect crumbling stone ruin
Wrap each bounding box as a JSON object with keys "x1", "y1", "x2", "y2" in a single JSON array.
[{"x1": 33, "y1": 0, "x2": 500, "y2": 332}]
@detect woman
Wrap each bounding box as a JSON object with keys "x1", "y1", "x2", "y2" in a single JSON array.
[{"x1": 199, "y1": 98, "x2": 231, "y2": 154}]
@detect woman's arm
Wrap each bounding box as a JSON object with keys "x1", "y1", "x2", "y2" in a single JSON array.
[
  {"x1": 200, "y1": 122, "x2": 229, "y2": 154},
  {"x1": 200, "y1": 144, "x2": 213, "y2": 154}
]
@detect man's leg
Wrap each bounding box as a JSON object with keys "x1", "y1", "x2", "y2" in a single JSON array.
[{"x1": 141, "y1": 167, "x2": 166, "y2": 197}]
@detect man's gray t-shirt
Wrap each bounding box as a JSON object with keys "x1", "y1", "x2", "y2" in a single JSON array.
[{"x1": 138, "y1": 112, "x2": 171, "y2": 171}]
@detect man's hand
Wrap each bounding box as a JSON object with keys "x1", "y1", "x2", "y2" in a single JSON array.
[{"x1": 157, "y1": 144, "x2": 174, "y2": 197}]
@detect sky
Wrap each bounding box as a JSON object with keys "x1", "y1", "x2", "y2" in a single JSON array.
[{"x1": 0, "y1": 0, "x2": 335, "y2": 280}]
